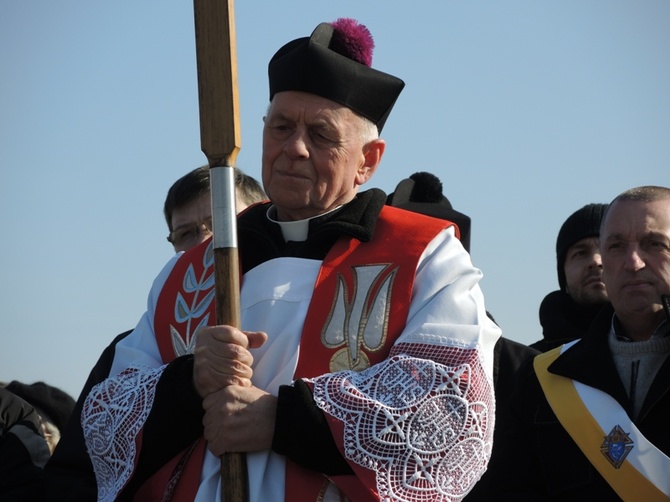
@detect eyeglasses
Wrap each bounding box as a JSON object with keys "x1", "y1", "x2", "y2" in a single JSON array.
[{"x1": 167, "y1": 218, "x2": 213, "y2": 250}]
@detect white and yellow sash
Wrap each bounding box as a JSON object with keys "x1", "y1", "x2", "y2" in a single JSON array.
[{"x1": 534, "y1": 344, "x2": 670, "y2": 501}]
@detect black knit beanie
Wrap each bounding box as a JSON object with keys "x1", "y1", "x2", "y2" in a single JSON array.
[
  {"x1": 556, "y1": 203, "x2": 608, "y2": 291},
  {"x1": 5, "y1": 380, "x2": 76, "y2": 432}
]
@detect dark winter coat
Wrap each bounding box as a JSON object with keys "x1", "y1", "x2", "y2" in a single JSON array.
[
  {"x1": 1, "y1": 387, "x2": 50, "y2": 501},
  {"x1": 488, "y1": 304, "x2": 670, "y2": 500},
  {"x1": 530, "y1": 290, "x2": 606, "y2": 352},
  {"x1": 463, "y1": 336, "x2": 539, "y2": 501}
]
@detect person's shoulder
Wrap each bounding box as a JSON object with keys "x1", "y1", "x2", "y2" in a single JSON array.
[
  {"x1": 539, "y1": 290, "x2": 568, "y2": 313},
  {"x1": 237, "y1": 201, "x2": 273, "y2": 237},
  {"x1": 238, "y1": 200, "x2": 271, "y2": 221},
  {"x1": 494, "y1": 337, "x2": 540, "y2": 383},
  {"x1": 111, "y1": 329, "x2": 133, "y2": 346},
  {"x1": 497, "y1": 337, "x2": 540, "y2": 360},
  {"x1": 381, "y1": 204, "x2": 453, "y2": 230},
  {"x1": 528, "y1": 337, "x2": 564, "y2": 353},
  {"x1": 98, "y1": 330, "x2": 134, "y2": 360}
]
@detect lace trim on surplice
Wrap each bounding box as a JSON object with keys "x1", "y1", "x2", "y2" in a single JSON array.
[
  {"x1": 309, "y1": 344, "x2": 493, "y2": 502},
  {"x1": 82, "y1": 365, "x2": 166, "y2": 502}
]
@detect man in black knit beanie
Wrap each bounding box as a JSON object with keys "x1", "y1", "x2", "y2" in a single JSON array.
[{"x1": 530, "y1": 203, "x2": 609, "y2": 352}]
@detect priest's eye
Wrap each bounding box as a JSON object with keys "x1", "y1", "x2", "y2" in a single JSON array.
[
  {"x1": 648, "y1": 239, "x2": 670, "y2": 251},
  {"x1": 609, "y1": 241, "x2": 623, "y2": 249},
  {"x1": 311, "y1": 130, "x2": 336, "y2": 144}
]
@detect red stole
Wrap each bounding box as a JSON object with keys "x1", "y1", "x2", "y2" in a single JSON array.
[{"x1": 286, "y1": 206, "x2": 452, "y2": 501}]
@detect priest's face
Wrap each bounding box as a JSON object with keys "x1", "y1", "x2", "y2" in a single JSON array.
[{"x1": 261, "y1": 91, "x2": 385, "y2": 222}]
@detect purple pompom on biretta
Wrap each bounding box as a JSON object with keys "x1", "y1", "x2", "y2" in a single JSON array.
[
  {"x1": 268, "y1": 18, "x2": 404, "y2": 132},
  {"x1": 329, "y1": 18, "x2": 374, "y2": 67}
]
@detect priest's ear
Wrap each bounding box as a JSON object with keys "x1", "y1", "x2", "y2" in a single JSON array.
[{"x1": 357, "y1": 138, "x2": 385, "y2": 186}]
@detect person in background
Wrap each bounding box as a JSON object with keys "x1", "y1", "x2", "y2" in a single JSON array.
[
  {"x1": 531, "y1": 203, "x2": 609, "y2": 352},
  {"x1": 4, "y1": 381, "x2": 75, "y2": 455},
  {"x1": 385, "y1": 171, "x2": 472, "y2": 252},
  {"x1": 70, "y1": 18, "x2": 500, "y2": 501},
  {"x1": 2, "y1": 386, "x2": 50, "y2": 501},
  {"x1": 489, "y1": 185, "x2": 670, "y2": 500},
  {"x1": 165, "y1": 165, "x2": 267, "y2": 253},
  {"x1": 1, "y1": 381, "x2": 75, "y2": 500},
  {"x1": 44, "y1": 165, "x2": 265, "y2": 499}
]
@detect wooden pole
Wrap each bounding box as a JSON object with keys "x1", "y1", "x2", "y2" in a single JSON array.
[{"x1": 193, "y1": 0, "x2": 247, "y2": 500}]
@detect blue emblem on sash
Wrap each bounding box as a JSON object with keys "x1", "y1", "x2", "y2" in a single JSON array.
[{"x1": 600, "y1": 424, "x2": 634, "y2": 469}]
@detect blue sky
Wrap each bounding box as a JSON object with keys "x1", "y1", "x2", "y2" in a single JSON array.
[{"x1": 1, "y1": 1, "x2": 668, "y2": 399}]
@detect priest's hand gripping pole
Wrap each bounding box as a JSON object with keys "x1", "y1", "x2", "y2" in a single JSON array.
[{"x1": 193, "y1": 0, "x2": 247, "y2": 501}]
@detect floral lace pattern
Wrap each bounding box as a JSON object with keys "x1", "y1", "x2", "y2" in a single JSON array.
[
  {"x1": 82, "y1": 365, "x2": 166, "y2": 502},
  {"x1": 309, "y1": 344, "x2": 493, "y2": 502}
]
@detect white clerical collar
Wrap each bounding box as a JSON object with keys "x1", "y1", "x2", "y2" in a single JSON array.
[{"x1": 266, "y1": 205, "x2": 343, "y2": 242}]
